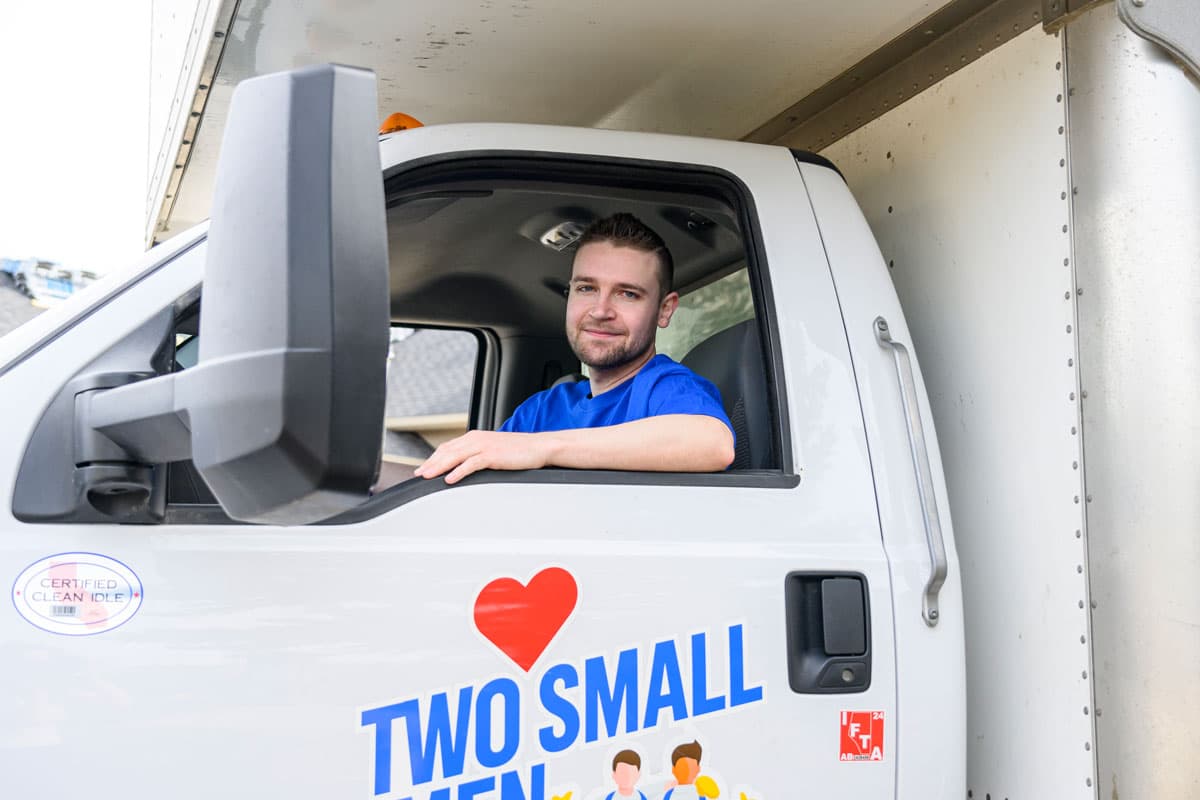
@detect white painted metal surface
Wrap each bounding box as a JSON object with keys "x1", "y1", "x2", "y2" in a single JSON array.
[
  {"x1": 822, "y1": 26, "x2": 1097, "y2": 799},
  {"x1": 160, "y1": 0, "x2": 953, "y2": 240},
  {"x1": 1, "y1": 128, "x2": 905, "y2": 798},
  {"x1": 1065, "y1": 6, "x2": 1200, "y2": 798},
  {"x1": 799, "y1": 162, "x2": 967, "y2": 800},
  {"x1": 146, "y1": 0, "x2": 225, "y2": 243}
]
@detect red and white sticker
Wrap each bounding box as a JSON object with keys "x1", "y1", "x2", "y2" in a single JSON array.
[
  {"x1": 11, "y1": 552, "x2": 143, "y2": 636},
  {"x1": 840, "y1": 710, "x2": 885, "y2": 761}
]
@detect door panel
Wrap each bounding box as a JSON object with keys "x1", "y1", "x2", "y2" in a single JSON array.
[
  {"x1": 1, "y1": 135, "x2": 897, "y2": 798},
  {"x1": 2, "y1": 482, "x2": 893, "y2": 798}
]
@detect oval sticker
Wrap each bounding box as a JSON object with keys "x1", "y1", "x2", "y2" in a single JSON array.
[{"x1": 11, "y1": 552, "x2": 143, "y2": 636}]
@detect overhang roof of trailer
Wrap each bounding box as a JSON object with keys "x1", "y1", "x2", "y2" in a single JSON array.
[{"x1": 158, "y1": 0, "x2": 1001, "y2": 241}]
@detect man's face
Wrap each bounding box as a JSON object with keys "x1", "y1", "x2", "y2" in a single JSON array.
[
  {"x1": 565, "y1": 241, "x2": 677, "y2": 370},
  {"x1": 671, "y1": 757, "x2": 700, "y2": 785},
  {"x1": 612, "y1": 762, "x2": 639, "y2": 792}
]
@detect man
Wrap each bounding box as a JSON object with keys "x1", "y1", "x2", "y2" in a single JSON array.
[
  {"x1": 663, "y1": 740, "x2": 704, "y2": 800},
  {"x1": 607, "y1": 749, "x2": 648, "y2": 800},
  {"x1": 415, "y1": 213, "x2": 734, "y2": 484}
]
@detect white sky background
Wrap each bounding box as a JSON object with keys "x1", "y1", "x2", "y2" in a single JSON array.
[{"x1": 0, "y1": 3, "x2": 150, "y2": 274}]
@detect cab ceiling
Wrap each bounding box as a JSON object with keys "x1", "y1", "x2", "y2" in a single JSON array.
[
  {"x1": 163, "y1": 0, "x2": 949, "y2": 240},
  {"x1": 385, "y1": 178, "x2": 744, "y2": 337}
]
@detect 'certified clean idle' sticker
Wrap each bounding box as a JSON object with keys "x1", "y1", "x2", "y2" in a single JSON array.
[{"x1": 11, "y1": 552, "x2": 143, "y2": 635}]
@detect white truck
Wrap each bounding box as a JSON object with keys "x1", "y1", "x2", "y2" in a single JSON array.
[{"x1": 3, "y1": 1, "x2": 1197, "y2": 798}]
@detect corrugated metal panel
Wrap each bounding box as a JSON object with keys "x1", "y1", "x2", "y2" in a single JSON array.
[{"x1": 1066, "y1": 5, "x2": 1200, "y2": 798}]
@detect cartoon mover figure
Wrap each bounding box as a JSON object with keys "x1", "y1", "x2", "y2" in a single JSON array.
[
  {"x1": 663, "y1": 741, "x2": 720, "y2": 800},
  {"x1": 607, "y1": 749, "x2": 648, "y2": 800}
]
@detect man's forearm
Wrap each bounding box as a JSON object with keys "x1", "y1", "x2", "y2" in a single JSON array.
[
  {"x1": 535, "y1": 414, "x2": 734, "y2": 472},
  {"x1": 415, "y1": 414, "x2": 735, "y2": 484}
]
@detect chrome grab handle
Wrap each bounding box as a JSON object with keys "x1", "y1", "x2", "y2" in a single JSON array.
[{"x1": 873, "y1": 316, "x2": 947, "y2": 627}]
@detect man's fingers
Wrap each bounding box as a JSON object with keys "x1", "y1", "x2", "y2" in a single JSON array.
[
  {"x1": 414, "y1": 451, "x2": 447, "y2": 479},
  {"x1": 416, "y1": 438, "x2": 472, "y2": 479},
  {"x1": 445, "y1": 454, "x2": 486, "y2": 485},
  {"x1": 414, "y1": 431, "x2": 525, "y2": 483}
]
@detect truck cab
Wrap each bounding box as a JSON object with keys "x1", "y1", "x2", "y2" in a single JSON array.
[{"x1": 0, "y1": 65, "x2": 961, "y2": 798}]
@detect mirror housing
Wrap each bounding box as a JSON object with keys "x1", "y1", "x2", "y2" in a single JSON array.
[{"x1": 85, "y1": 64, "x2": 390, "y2": 524}]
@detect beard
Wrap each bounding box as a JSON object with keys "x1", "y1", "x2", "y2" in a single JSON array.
[{"x1": 567, "y1": 321, "x2": 656, "y2": 371}]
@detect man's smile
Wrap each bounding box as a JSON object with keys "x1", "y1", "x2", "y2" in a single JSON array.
[{"x1": 582, "y1": 328, "x2": 623, "y2": 338}]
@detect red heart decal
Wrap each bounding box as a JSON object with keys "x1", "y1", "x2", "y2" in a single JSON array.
[{"x1": 473, "y1": 567, "x2": 578, "y2": 672}]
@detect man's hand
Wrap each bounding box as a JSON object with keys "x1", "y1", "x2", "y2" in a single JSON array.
[
  {"x1": 414, "y1": 430, "x2": 549, "y2": 485},
  {"x1": 415, "y1": 415, "x2": 733, "y2": 485}
]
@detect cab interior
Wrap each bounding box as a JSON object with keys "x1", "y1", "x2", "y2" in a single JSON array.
[{"x1": 382, "y1": 156, "x2": 772, "y2": 439}]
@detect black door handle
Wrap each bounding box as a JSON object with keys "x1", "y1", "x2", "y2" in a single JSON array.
[{"x1": 785, "y1": 572, "x2": 871, "y2": 693}]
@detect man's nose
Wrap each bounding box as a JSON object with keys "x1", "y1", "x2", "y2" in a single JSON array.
[{"x1": 588, "y1": 292, "x2": 616, "y2": 318}]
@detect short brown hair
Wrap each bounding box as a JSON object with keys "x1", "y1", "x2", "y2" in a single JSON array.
[
  {"x1": 577, "y1": 213, "x2": 674, "y2": 298},
  {"x1": 670, "y1": 740, "x2": 702, "y2": 765},
  {"x1": 612, "y1": 749, "x2": 641, "y2": 770}
]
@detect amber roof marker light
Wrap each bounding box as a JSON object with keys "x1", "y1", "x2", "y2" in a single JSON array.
[{"x1": 379, "y1": 112, "x2": 424, "y2": 135}]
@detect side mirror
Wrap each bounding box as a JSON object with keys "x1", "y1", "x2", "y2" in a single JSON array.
[{"x1": 85, "y1": 64, "x2": 390, "y2": 524}]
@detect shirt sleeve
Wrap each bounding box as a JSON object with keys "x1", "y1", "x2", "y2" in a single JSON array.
[{"x1": 646, "y1": 372, "x2": 735, "y2": 441}]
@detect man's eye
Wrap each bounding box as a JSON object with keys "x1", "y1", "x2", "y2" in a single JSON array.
[
  {"x1": 574, "y1": 285, "x2": 595, "y2": 294},
  {"x1": 620, "y1": 290, "x2": 640, "y2": 300}
]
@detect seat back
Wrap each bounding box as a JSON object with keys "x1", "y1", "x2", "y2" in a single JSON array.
[{"x1": 680, "y1": 319, "x2": 772, "y2": 470}]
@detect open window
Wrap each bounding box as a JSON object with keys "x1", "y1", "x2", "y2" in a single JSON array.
[
  {"x1": 377, "y1": 326, "x2": 481, "y2": 488},
  {"x1": 371, "y1": 155, "x2": 792, "y2": 489}
]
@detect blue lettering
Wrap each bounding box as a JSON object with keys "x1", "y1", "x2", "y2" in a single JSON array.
[
  {"x1": 585, "y1": 648, "x2": 639, "y2": 742},
  {"x1": 367, "y1": 625, "x2": 760, "y2": 797},
  {"x1": 537, "y1": 663, "x2": 580, "y2": 753},
  {"x1": 642, "y1": 639, "x2": 688, "y2": 729},
  {"x1": 458, "y1": 776, "x2": 495, "y2": 800},
  {"x1": 500, "y1": 763, "x2": 546, "y2": 800},
  {"x1": 728, "y1": 624, "x2": 764, "y2": 707},
  {"x1": 362, "y1": 701, "x2": 409, "y2": 795},
  {"x1": 476, "y1": 677, "x2": 521, "y2": 768},
  {"x1": 405, "y1": 688, "x2": 474, "y2": 785},
  {"x1": 690, "y1": 632, "x2": 727, "y2": 717},
  {"x1": 397, "y1": 791, "x2": 452, "y2": 800}
]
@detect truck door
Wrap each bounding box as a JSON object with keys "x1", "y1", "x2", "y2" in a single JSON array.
[{"x1": 1, "y1": 75, "x2": 906, "y2": 799}]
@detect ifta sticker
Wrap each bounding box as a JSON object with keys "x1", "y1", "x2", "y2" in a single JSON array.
[
  {"x1": 11, "y1": 552, "x2": 143, "y2": 636},
  {"x1": 840, "y1": 710, "x2": 884, "y2": 761}
]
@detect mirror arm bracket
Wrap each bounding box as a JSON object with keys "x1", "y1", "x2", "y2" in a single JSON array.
[{"x1": 83, "y1": 374, "x2": 193, "y2": 464}]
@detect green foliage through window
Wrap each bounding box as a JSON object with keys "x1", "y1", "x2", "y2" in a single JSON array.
[{"x1": 657, "y1": 268, "x2": 754, "y2": 361}]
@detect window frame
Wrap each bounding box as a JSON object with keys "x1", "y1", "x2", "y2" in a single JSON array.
[
  {"x1": 380, "y1": 322, "x2": 489, "y2": 465},
  {"x1": 166, "y1": 150, "x2": 800, "y2": 525},
  {"x1": 370, "y1": 152, "x2": 796, "y2": 499}
]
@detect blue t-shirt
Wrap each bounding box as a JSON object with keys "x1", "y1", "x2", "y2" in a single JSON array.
[{"x1": 500, "y1": 354, "x2": 733, "y2": 441}]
